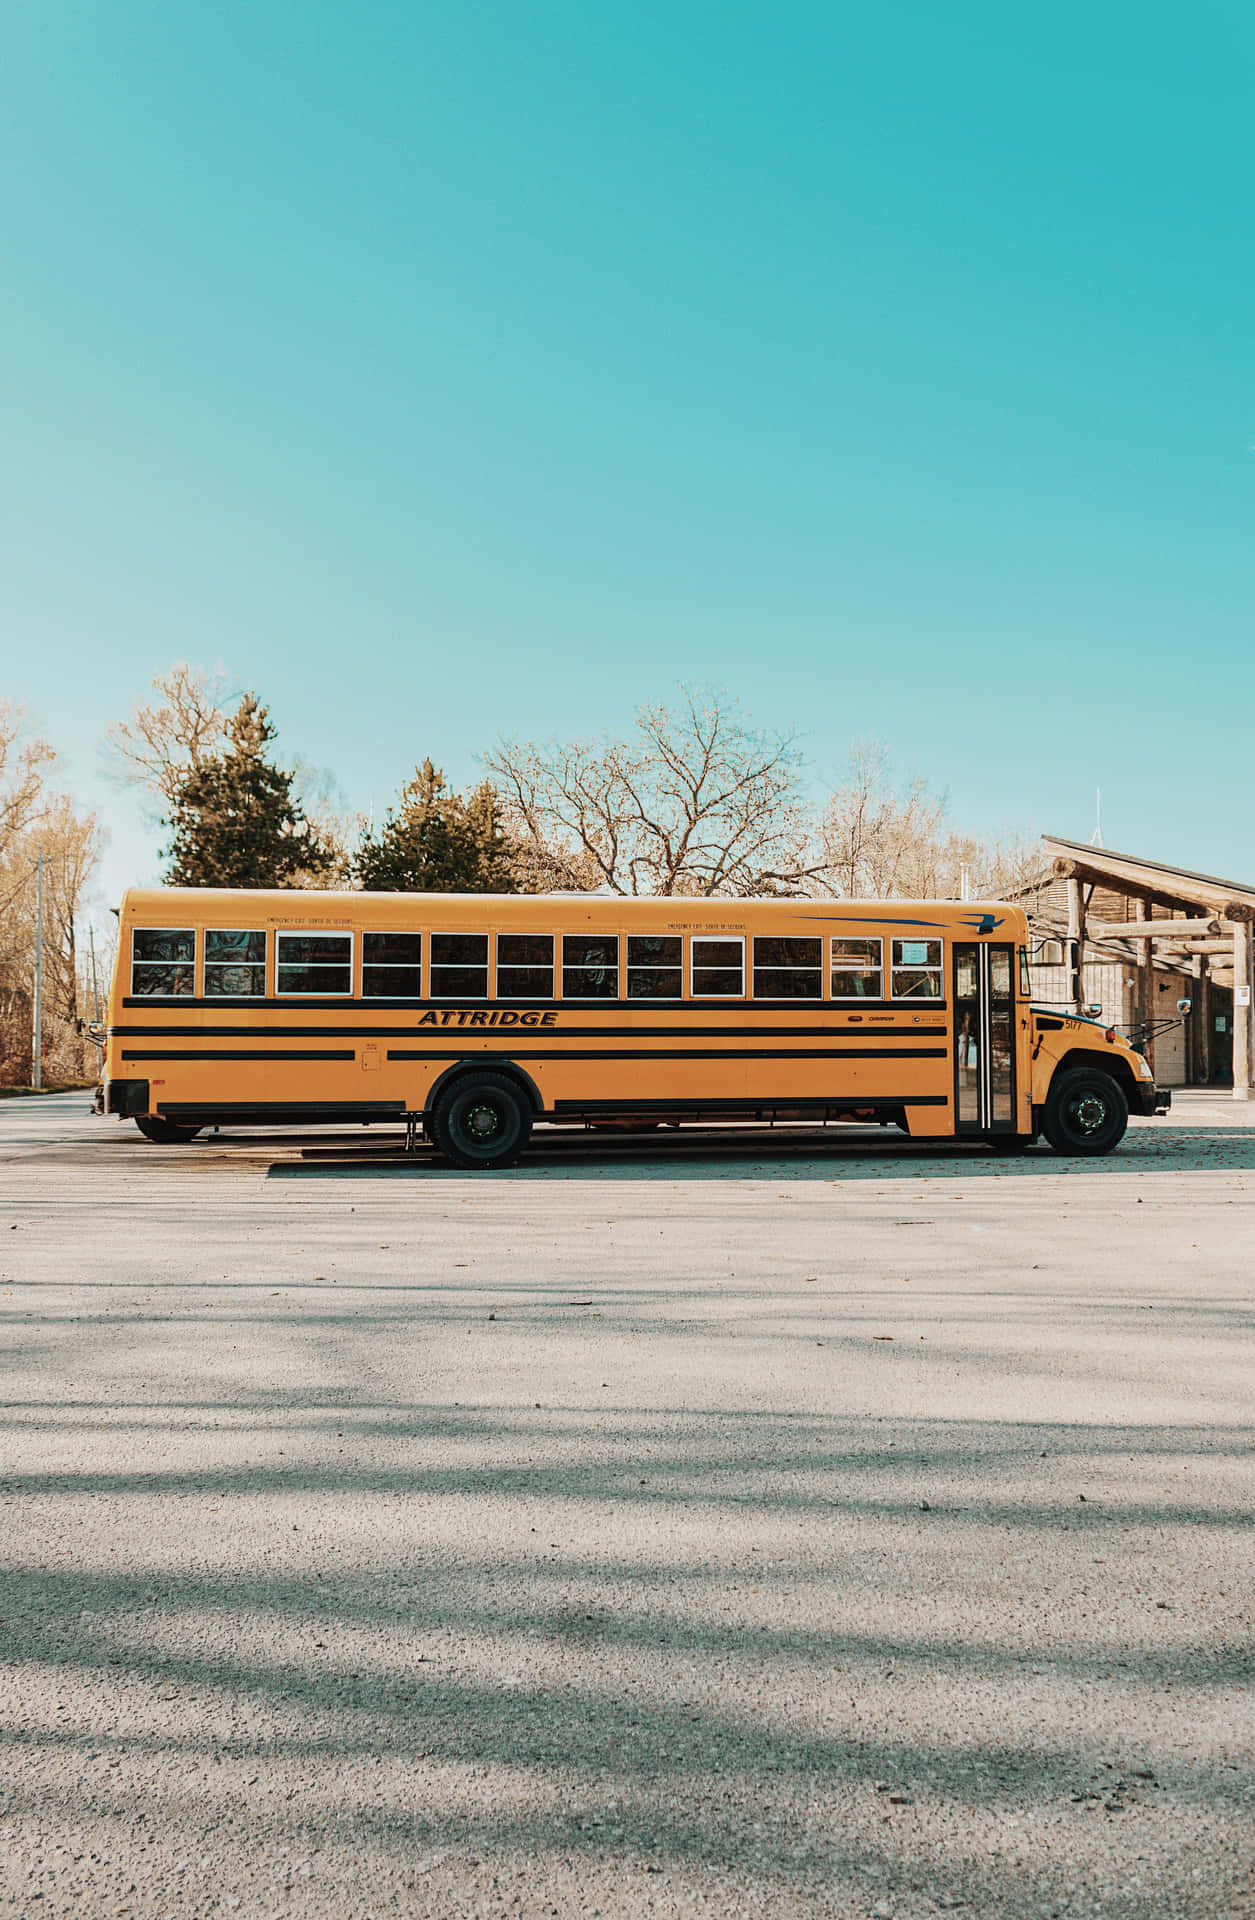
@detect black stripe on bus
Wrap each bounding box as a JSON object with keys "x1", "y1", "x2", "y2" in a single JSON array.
[
  {"x1": 151, "y1": 1096, "x2": 946, "y2": 1125},
  {"x1": 552, "y1": 1096, "x2": 950, "y2": 1115},
  {"x1": 123, "y1": 1049, "x2": 356, "y2": 1063},
  {"x1": 386, "y1": 1047, "x2": 948, "y2": 1063},
  {"x1": 157, "y1": 1101, "x2": 405, "y2": 1120},
  {"x1": 122, "y1": 995, "x2": 947, "y2": 1014},
  {"x1": 111, "y1": 1023, "x2": 946, "y2": 1041}
]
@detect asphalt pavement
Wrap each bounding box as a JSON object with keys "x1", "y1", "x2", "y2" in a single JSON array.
[{"x1": 1, "y1": 1092, "x2": 1252, "y2": 1920}]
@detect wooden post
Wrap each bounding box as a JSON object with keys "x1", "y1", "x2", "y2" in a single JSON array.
[
  {"x1": 1066, "y1": 877, "x2": 1083, "y2": 1014},
  {"x1": 1135, "y1": 896, "x2": 1155, "y2": 1079},
  {"x1": 1232, "y1": 920, "x2": 1252, "y2": 1101},
  {"x1": 1197, "y1": 956, "x2": 1212, "y2": 1082},
  {"x1": 1195, "y1": 957, "x2": 1210, "y2": 1085}
]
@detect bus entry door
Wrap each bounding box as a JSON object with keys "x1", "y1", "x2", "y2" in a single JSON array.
[{"x1": 953, "y1": 943, "x2": 1016, "y2": 1134}]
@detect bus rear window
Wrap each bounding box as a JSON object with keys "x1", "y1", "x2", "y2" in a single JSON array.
[
  {"x1": 563, "y1": 935, "x2": 618, "y2": 999},
  {"x1": 363, "y1": 932, "x2": 422, "y2": 997},
  {"x1": 132, "y1": 928, "x2": 195, "y2": 997},
  {"x1": 431, "y1": 933, "x2": 488, "y2": 999},
  {"x1": 831, "y1": 937, "x2": 882, "y2": 999},
  {"x1": 496, "y1": 933, "x2": 554, "y2": 1000},
  {"x1": 891, "y1": 938, "x2": 943, "y2": 998},
  {"x1": 753, "y1": 936, "x2": 822, "y2": 1000},
  {"x1": 276, "y1": 933, "x2": 352, "y2": 996},
  {"x1": 205, "y1": 930, "x2": 266, "y2": 997},
  {"x1": 691, "y1": 937, "x2": 744, "y2": 998},
  {"x1": 627, "y1": 936, "x2": 681, "y2": 999}
]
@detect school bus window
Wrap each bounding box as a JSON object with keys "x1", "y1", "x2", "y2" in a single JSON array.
[
  {"x1": 276, "y1": 932, "x2": 352, "y2": 996},
  {"x1": 691, "y1": 937, "x2": 743, "y2": 998},
  {"x1": 753, "y1": 936, "x2": 822, "y2": 1000},
  {"x1": 891, "y1": 937, "x2": 943, "y2": 999},
  {"x1": 563, "y1": 934, "x2": 618, "y2": 999},
  {"x1": 831, "y1": 937, "x2": 882, "y2": 999},
  {"x1": 431, "y1": 933, "x2": 488, "y2": 999},
  {"x1": 205, "y1": 930, "x2": 266, "y2": 998},
  {"x1": 627, "y1": 936, "x2": 681, "y2": 1000},
  {"x1": 132, "y1": 928, "x2": 195, "y2": 998},
  {"x1": 363, "y1": 932, "x2": 422, "y2": 998},
  {"x1": 496, "y1": 933, "x2": 554, "y2": 1000}
]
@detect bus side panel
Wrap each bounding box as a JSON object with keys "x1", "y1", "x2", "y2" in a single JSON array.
[{"x1": 111, "y1": 1040, "x2": 958, "y2": 1125}]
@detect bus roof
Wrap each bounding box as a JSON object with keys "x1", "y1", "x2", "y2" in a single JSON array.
[{"x1": 118, "y1": 886, "x2": 1028, "y2": 932}]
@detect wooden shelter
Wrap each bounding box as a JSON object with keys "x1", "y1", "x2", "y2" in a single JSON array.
[{"x1": 1019, "y1": 837, "x2": 1255, "y2": 1098}]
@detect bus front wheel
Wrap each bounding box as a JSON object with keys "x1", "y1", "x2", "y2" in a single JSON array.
[
  {"x1": 134, "y1": 1117, "x2": 201, "y2": 1144},
  {"x1": 429, "y1": 1073, "x2": 532, "y2": 1170},
  {"x1": 1041, "y1": 1068, "x2": 1128, "y2": 1156}
]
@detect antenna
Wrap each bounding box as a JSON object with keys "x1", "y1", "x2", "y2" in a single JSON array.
[{"x1": 1090, "y1": 788, "x2": 1103, "y2": 847}]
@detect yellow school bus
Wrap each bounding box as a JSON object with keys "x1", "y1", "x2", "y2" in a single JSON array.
[{"x1": 99, "y1": 886, "x2": 1169, "y2": 1165}]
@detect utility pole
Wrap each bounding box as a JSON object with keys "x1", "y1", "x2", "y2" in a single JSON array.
[
  {"x1": 89, "y1": 922, "x2": 101, "y2": 1023},
  {"x1": 32, "y1": 852, "x2": 43, "y2": 1090}
]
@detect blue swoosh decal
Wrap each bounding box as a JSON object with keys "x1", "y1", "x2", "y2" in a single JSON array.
[{"x1": 793, "y1": 915, "x2": 948, "y2": 928}]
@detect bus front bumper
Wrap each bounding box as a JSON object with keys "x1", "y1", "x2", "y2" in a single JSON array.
[{"x1": 1133, "y1": 1085, "x2": 1171, "y2": 1117}]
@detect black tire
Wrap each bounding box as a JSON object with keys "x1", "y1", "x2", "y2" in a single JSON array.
[
  {"x1": 429, "y1": 1072, "x2": 532, "y2": 1170},
  {"x1": 1041, "y1": 1067, "x2": 1128, "y2": 1156},
  {"x1": 134, "y1": 1117, "x2": 201, "y2": 1144}
]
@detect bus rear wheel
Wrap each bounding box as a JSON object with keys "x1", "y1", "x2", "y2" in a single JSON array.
[
  {"x1": 1041, "y1": 1068, "x2": 1128, "y2": 1156},
  {"x1": 134, "y1": 1117, "x2": 201, "y2": 1144},
  {"x1": 429, "y1": 1073, "x2": 531, "y2": 1170}
]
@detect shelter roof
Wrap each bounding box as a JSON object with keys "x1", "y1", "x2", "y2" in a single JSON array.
[{"x1": 1041, "y1": 836, "x2": 1255, "y2": 920}]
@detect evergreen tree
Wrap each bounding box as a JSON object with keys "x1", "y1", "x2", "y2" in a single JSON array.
[
  {"x1": 355, "y1": 759, "x2": 516, "y2": 893},
  {"x1": 165, "y1": 696, "x2": 332, "y2": 888}
]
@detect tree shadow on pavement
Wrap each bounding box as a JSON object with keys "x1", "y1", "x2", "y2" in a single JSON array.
[{"x1": 0, "y1": 1541, "x2": 1250, "y2": 1919}]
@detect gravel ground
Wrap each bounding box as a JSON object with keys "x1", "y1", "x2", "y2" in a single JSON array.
[{"x1": 1, "y1": 1092, "x2": 1252, "y2": 1920}]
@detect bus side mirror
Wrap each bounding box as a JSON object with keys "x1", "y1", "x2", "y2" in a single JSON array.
[
  {"x1": 1083, "y1": 1004, "x2": 1102, "y2": 1018},
  {"x1": 1177, "y1": 998, "x2": 1192, "y2": 1015}
]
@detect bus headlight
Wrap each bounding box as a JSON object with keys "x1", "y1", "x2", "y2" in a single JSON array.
[{"x1": 1134, "y1": 1053, "x2": 1153, "y2": 1080}]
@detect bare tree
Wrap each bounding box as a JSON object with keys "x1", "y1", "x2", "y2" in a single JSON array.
[
  {"x1": 486, "y1": 689, "x2": 820, "y2": 897},
  {"x1": 0, "y1": 702, "x2": 53, "y2": 855},
  {"x1": 921, "y1": 828, "x2": 1042, "y2": 901},
  {"x1": 0, "y1": 705, "x2": 55, "y2": 986},
  {"x1": 818, "y1": 741, "x2": 1034, "y2": 900},
  {"x1": 288, "y1": 756, "x2": 364, "y2": 888},
  {"x1": 0, "y1": 742, "x2": 102, "y2": 1085},
  {"x1": 817, "y1": 740, "x2": 948, "y2": 898},
  {"x1": 107, "y1": 665, "x2": 353, "y2": 886},
  {"x1": 105, "y1": 663, "x2": 233, "y2": 807},
  {"x1": 36, "y1": 793, "x2": 103, "y2": 1032}
]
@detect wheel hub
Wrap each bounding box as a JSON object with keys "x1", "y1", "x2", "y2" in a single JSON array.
[
  {"x1": 466, "y1": 1103, "x2": 500, "y2": 1140},
  {"x1": 1070, "y1": 1094, "x2": 1107, "y2": 1133}
]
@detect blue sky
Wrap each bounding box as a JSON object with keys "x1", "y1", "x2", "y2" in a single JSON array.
[{"x1": 3, "y1": 0, "x2": 1252, "y2": 909}]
